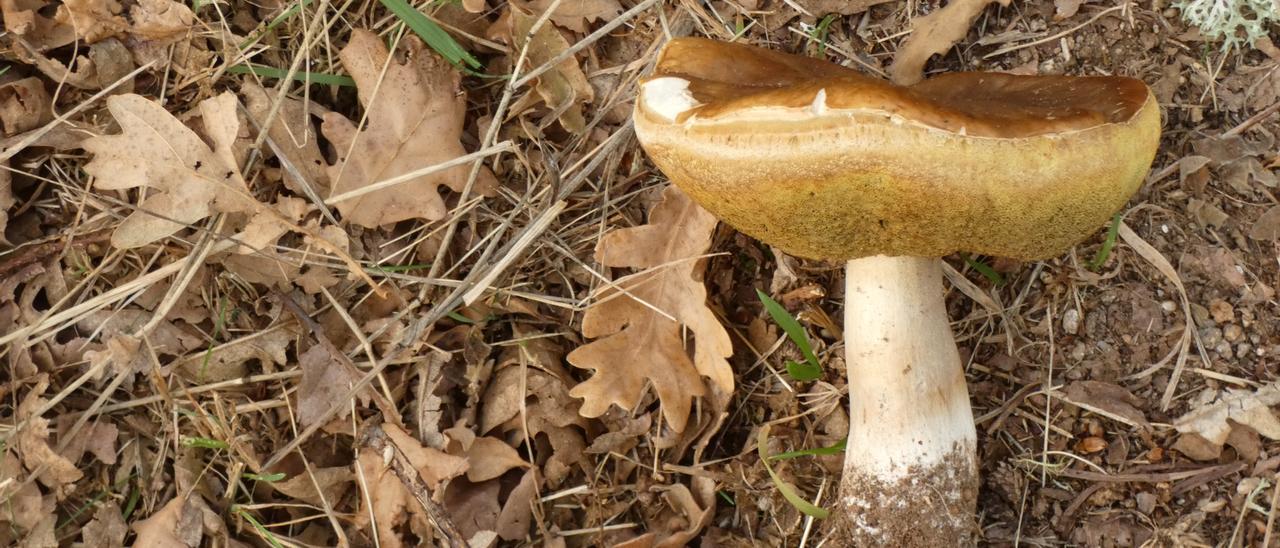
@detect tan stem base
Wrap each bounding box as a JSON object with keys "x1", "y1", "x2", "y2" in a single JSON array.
[{"x1": 831, "y1": 255, "x2": 978, "y2": 546}]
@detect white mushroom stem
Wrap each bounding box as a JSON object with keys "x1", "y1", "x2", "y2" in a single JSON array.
[{"x1": 835, "y1": 255, "x2": 978, "y2": 546}]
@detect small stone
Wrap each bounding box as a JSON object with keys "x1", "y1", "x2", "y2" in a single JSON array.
[
  {"x1": 1135, "y1": 492, "x2": 1157, "y2": 514},
  {"x1": 1160, "y1": 300, "x2": 1177, "y2": 313},
  {"x1": 1062, "y1": 309, "x2": 1081, "y2": 335},
  {"x1": 1190, "y1": 303, "x2": 1211, "y2": 327},
  {"x1": 1224, "y1": 324, "x2": 1244, "y2": 342},
  {"x1": 1215, "y1": 340, "x2": 1233, "y2": 356},
  {"x1": 1209, "y1": 299, "x2": 1234, "y2": 323},
  {"x1": 1200, "y1": 327, "x2": 1223, "y2": 347}
]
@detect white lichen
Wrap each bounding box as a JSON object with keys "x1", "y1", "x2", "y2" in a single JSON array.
[{"x1": 1176, "y1": 0, "x2": 1278, "y2": 52}]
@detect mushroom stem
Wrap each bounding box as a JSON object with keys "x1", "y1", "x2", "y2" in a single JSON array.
[{"x1": 836, "y1": 255, "x2": 978, "y2": 546}]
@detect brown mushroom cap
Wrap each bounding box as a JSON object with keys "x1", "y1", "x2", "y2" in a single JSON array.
[{"x1": 634, "y1": 37, "x2": 1162, "y2": 261}]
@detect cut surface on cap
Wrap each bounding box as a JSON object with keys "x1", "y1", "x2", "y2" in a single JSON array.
[{"x1": 634, "y1": 38, "x2": 1162, "y2": 261}]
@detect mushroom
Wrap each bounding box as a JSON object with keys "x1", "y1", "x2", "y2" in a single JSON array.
[{"x1": 632, "y1": 38, "x2": 1160, "y2": 546}]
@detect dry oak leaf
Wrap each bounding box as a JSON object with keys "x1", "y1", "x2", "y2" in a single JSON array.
[
  {"x1": 521, "y1": 0, "x2": 621, "y2": 33},
  {"x1": 0, "y1": 77, "x2": 53, "y2": 136},
  {"x1": 1, "y1": 0, "x2": 77, "y2": 50},
  {"x1": 242, "y1": 83, "x2": 331, "y2": 196},
  {"x1": 889, "y1": 0, "x2": 1012, "y2": 85},
  {"x1": 84, "y1": 92, "x2": 255, "y2": 248},
  {"x1": 508, "y1": 5, "x2": 595, "y2": 133},
  {"x1": 566, "y1": 185, "x2": 732, "y2": 432},
  {"x1": 322, "y1": 29, "x2": 497, "y2": 228},
  {"x1": 1174, "y1": 382, "x2": 1280, "y2": 459},
  {"x1": 55, "y1": 0, "x2": 129, "y2": 43}
]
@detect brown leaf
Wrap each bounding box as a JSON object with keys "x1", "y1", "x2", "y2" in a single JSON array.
[
  {"x1": 1249, "y1": 205, "x2": 1280, "y2": 240},
  {"x1": 17, "y1": 376, "x2": 84, "y2": 488},
  {"x1": 496, "y1": 469, "x2": 539, "y2": 540},
  {"x1": 131, "y1": 495, "x2": 203, "y2": 548},
  {"x1": 509, "y1": 5, "x2": 594, "y2": 132},
  {"x1": 889, "y1": 0, "x2": 1012, "y2": 85},
  {"x1": 0, "y1": 453, "x2": 56, "y2": 544},
  {"x1": 322, "y1": 29, "x2": 497, "y2": 227},
  {"x1": 385, "y1": 423, "x2": 470, "y2": 488},
  {"x1": 463, "y1": 436, "x2": 529, "y2": 482},
  {"x1": 354, "y1": 449, "x2": 417, "y2": 548},
  {"x1": 175, "y1": 326, "x2": 292, "y2": 381},
  {"x1": 81, "y1": 501, "x2": 128, "y2": 548},
  {"x1": 1060, "y1": 381, "x2": 1149, "y2": 428},
  {"x1": 55, "y1": 0, "x2": 128, "y2": 42},
  {"x1": 0, "y1": 78, "x2": 52, "y2": 136},
  {"x1": 1173, "y1": 382, "x2": 1280, "y2": 460},
  {"x1": 127, "y1": 0, "x2": 194, "y2": 40},
  {"x1": 273, "y1": 466, "x2": 353, "y2": 506},
  {"x1": 14, "y1": 36, "x2": 136, "y2": 91},
  {"x1": 566, "y1": 185, "x2": 732, "y2": 432},
  {"x1": 763, "y1": 0, "x2": 894, "y2": 28},
  {"x1": 296, "y1": 343, "x2": 365, "y2": 428},
  {"x1": 85, "y1": 92, "x2": 255, "y2": 248},
  {"x1": 241, "y1": 83, "x2": 331, "y2": 196},
  {"x1": 1, "y1": 0, "x2": 77, "y2": 50},
  {"x1": 521, "y1": 0, "x2": 621, "y2": 33},
  {"x1": 1053, "y1": 0, "x2": 1086, "y2": 19}
]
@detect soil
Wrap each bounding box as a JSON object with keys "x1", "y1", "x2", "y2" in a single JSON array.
[{"x1": 1, "y1": 0, "x2": 1279, "y2": 546}]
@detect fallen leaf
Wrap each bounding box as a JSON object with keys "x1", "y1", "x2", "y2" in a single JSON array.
[
  {"x1": 0, "y1": 453, "x2": 56, "y2": 545},
  {"x1": 14, "y1": 36, "x2": 136, "y2": 91},
  {"x1": 566, "y1": 185, "x2": 733, "y2": 432},
  {"x1": 273, "y1": 466, "x2": 353, "y2": 506},
  {"x1": 322, "y1": 29, "x2": 497, "y2": 227},
  {"x1": 463, "y1": 436, "x2": 529, "y2": 482},
  {"x1": 297, "y1": 343, "x2": 365, "y2": 428},
  {"x1": 1173, "y1": 382, "x2": 1280, "y2": 460},
  {"x1": 763, "y1": 0, "x2": 894, "y2": 29},
  {"x1": 889, "y1": 0, "x2": 1012, "y2": 85},
  {"x1": 385, "y1": 423, "x2": 471, "y2": 488},
  {"x1": 521, "y1": 0, "x2": 622, "y2": 33},
  {"x1": 617, "y1": 478, "x2": 717, "y2": 547},
  {"x1": 0, "y1": 77, "x2": 52, "y2": 136},
  {"x1": 1053, "y1": 0, "x2": 1086, "y2": 19},
  {"x1": 241, "y1": 83, "x2": 331, "y2": 196},
  {"x1": 354, "y1": 448, "x2": 418, "y2": 548},
  {"x1": 17, "y1": 375, "x2": 85, "y2": 488},
  {"x1": 1249, "y1": 205, "x2": 1280, "y2": 240},
  {"x1": 128, "y1": 0, "x2": 195, "y2": 40},
  {"x1": 55, "y1": 0, "x2": 128, "y2": 42},
  {"x1": 80, "y1": 501, "x2": 128, "y2": 548},
  {"x1": 508, "y1": 5, "x2": 595, "y2": 132},
  {"x1": 495, "y1": 469, "x2": 539, "y2": 540},
  {"x1": 443, "y1": 479, "x2": 501, "y2": 539},
  {"x1": 175, "y1": 327, "x2": 293, "y2": 382},
  {"x1": 84, "y1": 92, "x2": 256, "y2": 248},
  {"x1": 1, "y1": 0, "x2": 77, "y2": 50},
  {"x1": 131, "y1": 495, "x2": 203, "y2": 548}
]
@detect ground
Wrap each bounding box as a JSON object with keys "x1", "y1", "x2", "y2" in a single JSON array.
[{"x1": 1, "y1": 0, "x2": 1279, "y2": 546}]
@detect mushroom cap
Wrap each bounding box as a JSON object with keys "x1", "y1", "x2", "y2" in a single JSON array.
[{"x1": 633, "y1": 38, "x2": 1162, "y2": 261}]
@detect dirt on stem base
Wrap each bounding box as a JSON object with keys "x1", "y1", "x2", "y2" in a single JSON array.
[{"x1": 830, "y1": 441, "x2": 979, "y2": 547}]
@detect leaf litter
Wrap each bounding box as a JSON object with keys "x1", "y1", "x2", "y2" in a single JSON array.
[{"x1": 1, "y1": 0, "x2": 1280, "y2": 545}]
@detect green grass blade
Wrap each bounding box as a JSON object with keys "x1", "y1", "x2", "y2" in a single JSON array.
[
  {"x1": 756, "y1": 289, "x2": 822, "y2": 381},
  {"x1": 227, "y1": 64, "x2": 356, "y2": 87},
  {"x1": 379, "y1": 0, "x2": 481, "y2": 68},
  {"x1": 1089, "y1": 213, "x2": 1123, "y2": 270},
  {"x1": 757, "y1": 426, "x2": 829, "y2": 519},
  {"x1": 962, "y1": 255, "x2": 1004, "y2": 285},
  {"x1": 769, "y1": 438, "x2": 847, "y2": 461}
]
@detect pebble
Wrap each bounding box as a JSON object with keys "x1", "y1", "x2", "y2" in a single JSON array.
[
  {"x1": 1224, "y1": 324, "x2": 1243, "y2": 342},
  {"x1": 1160, "y1": 300, "x2": 1177, "y2": 313},
  {"x1": 1215, "y1": 340, "x2": 1233, "y2": 356},
  {"x1": 1200, "y1": 327, "x2": 1223, "y2": 347},
  {"x1": 1237, "y1": 344, "x2": 1253, "y2": 359},
  {"x1": 1063, "y1": 309, "x2": 1081, "y2": 335}
]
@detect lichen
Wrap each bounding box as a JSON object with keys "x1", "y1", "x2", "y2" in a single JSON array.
[{"x1": 1176, "y1": 0, "x2": 1278, "y2": 52}]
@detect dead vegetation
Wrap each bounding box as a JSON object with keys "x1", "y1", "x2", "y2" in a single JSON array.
[{"x1": 1, "y1": 0, "x2": 1279, "y2": 546}]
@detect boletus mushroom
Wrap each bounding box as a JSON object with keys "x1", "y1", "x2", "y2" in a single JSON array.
[{"x1": 633, "y1": 38, "x2": 1160, "y2": 546}]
